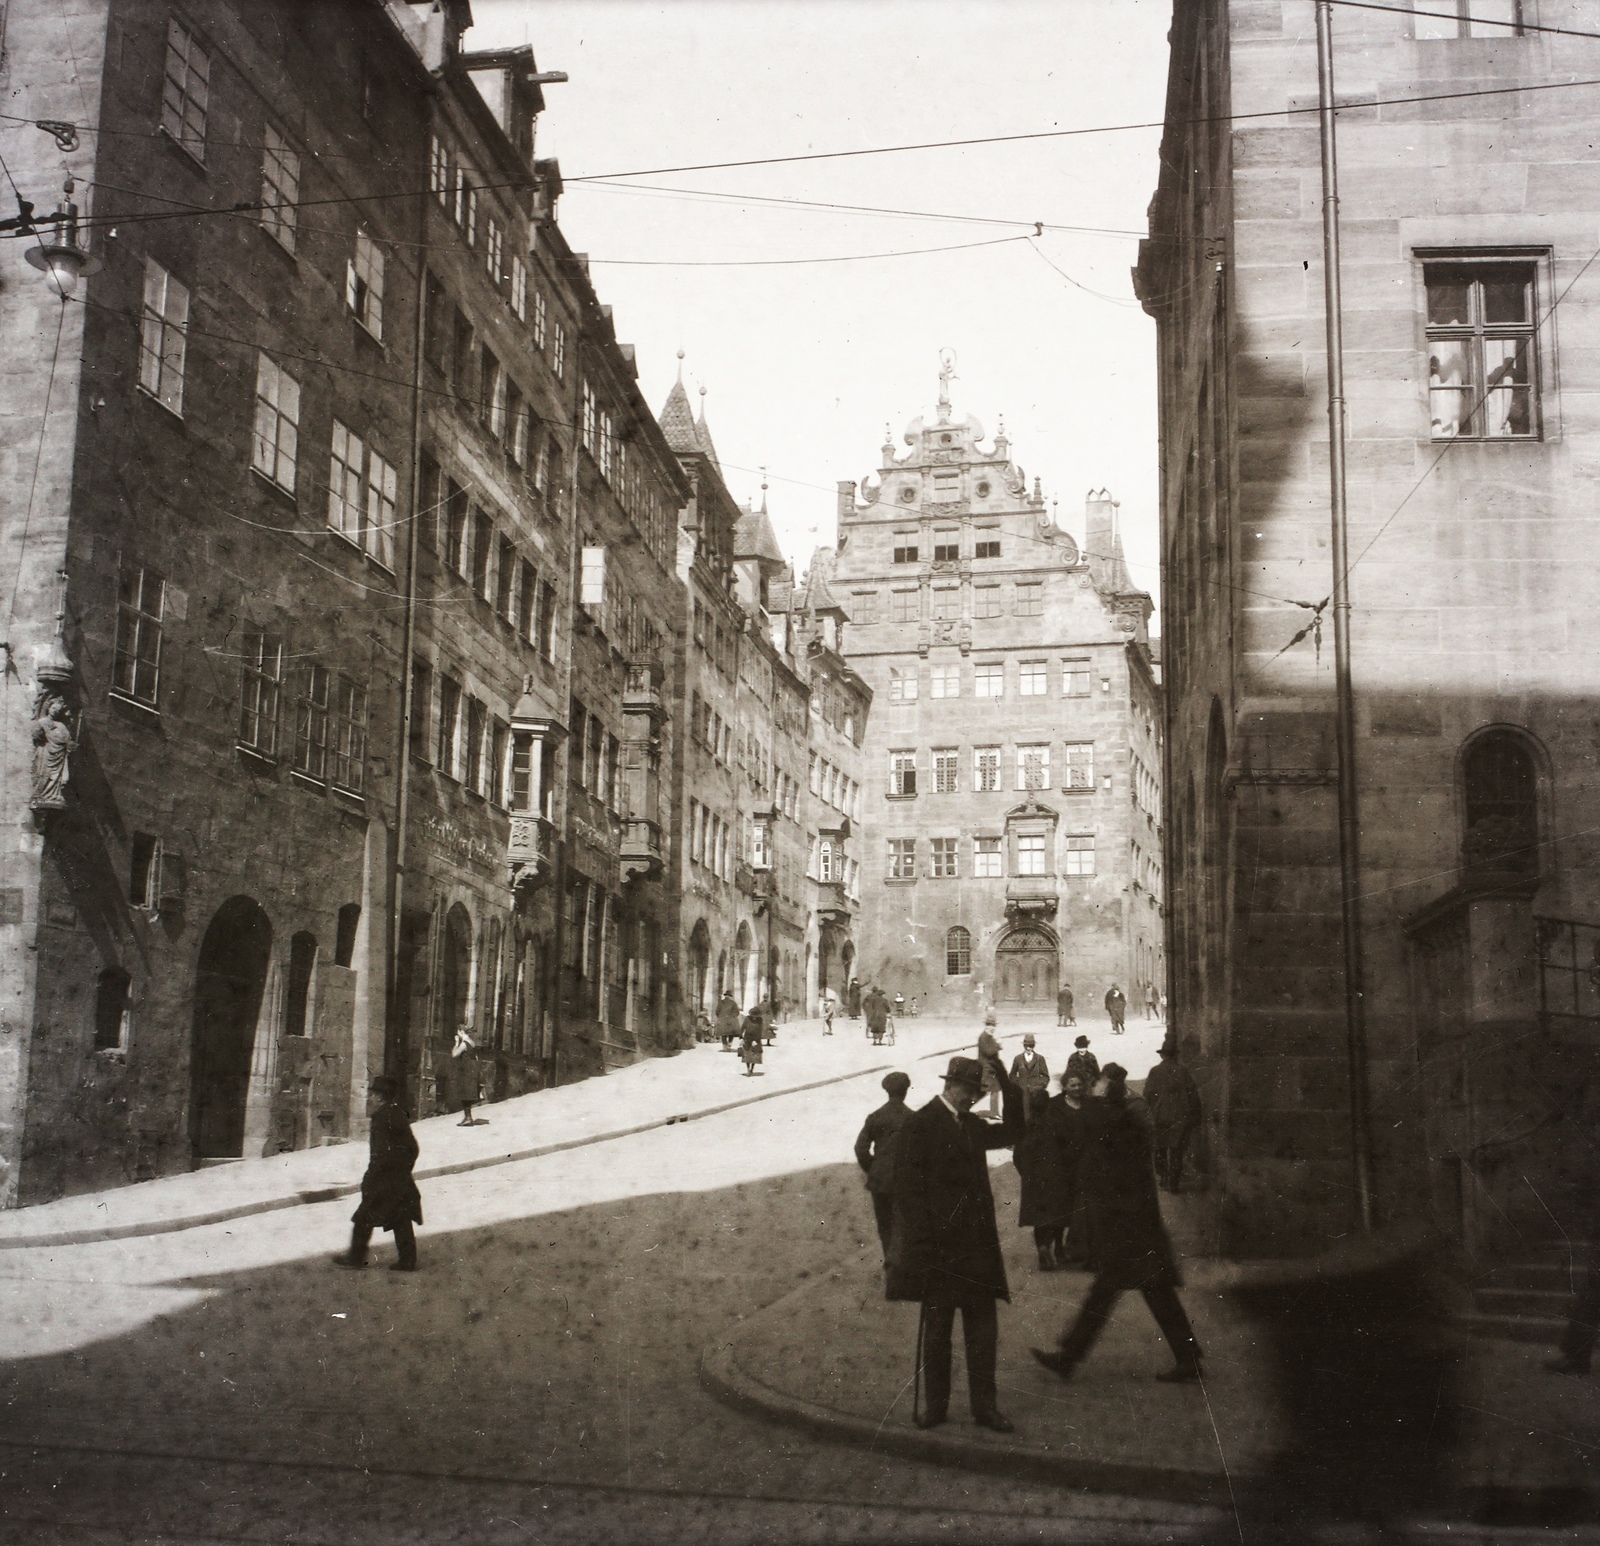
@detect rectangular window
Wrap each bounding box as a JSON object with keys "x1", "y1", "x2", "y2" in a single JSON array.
[
  {"x1": 889, "y1": 750, "x2": 918, "y2": 797},
  {"x1": 507, "y1": 382, "x2": 529, "y2": 465},
  {"x1": 1064, "y1": 835, "x2": 1096, "y2": 876},
  {"x1": 113, "y1": 563, "x2": 164, "y2": 705},
  {"x1": 1064, "y1": 741, "x2": 1095, "y2": 790},
  {"x1": 851, "y1": 590, "x2": 879, "y2": 625},
  {"x1": 552, "y1": 320, "x2": 567, "y2": 377},
  {"x1": 1017, "y1": 743, "x2": 1051, "y2": 791},
  {"x1": 161, "y1": 17, "x2": 210, "y2": 160},
  {"x1": 260, "y1": 123, "x2": 300, "y2": 251},
  {"x1": 1015, "y1": 582, "x2": 1044, "y2": 616},
  {"x1": 581, "y1": 544, "x2": 606, "y2": 610},
  {"x1": 452, "y1": 308, "x2": 476, "y2": 399},
  {"x1": 973, "y1": 836, "x2": 1002, "y2": 878},
  {"x1": 238, "y1": 625, "x2": 282, "y2": 755},
  {"x1": 465, "y1": 697, "x2": 487, "y2": 795},
  {"x1": 1019, "y1": 660, "x2": 1047, "y2": 696},
  {"x1": 1414, "y1": 0, "x2": 1520, "y2": 39},
  {"x1": 973, "y1": 584, "x2": 1001, "y2": 618},
  {"x1": 485, "y1": 216, "x2": 504, "y2": 282},
  {"x1": 975, "y1": 662, "x2": 1004, "y2": 698},
  {"x1": 931, "y1": 585, "x2": 960, "y2": 620},
  {"x1": 444, "y1": 479, "x2": 469, "y2": 576},
  {"x1": 138, "y1": 260, "x2": 189, "y2": 415},
  {"x1": 932, "y1": 532, "x2": 960, "y2": 562},
  {"x1": 472, "y1": 511, "x2": 494, "y2": 599},
  {"x1": 539, "y1": 581, "x2": 557, "y2": 659},
  {"x1": 294, "y1": 664, "x2": 331, "y2": 781},
  {"x1": 888, "y1": 666, "x2": 918, "y2": 703},
  {"x1": 518, "y1": 560, "x2": 537, "y2": 643},
  {"x1": 437, "y1": 675, "x2": 461, "y2": 776},
  {"x1": 533, "y1": 288, "x2": 548, "y2": 349},
  {"x1": 488, "y1": 719, "x2": 508, "y2": 806},
  {"x1": 333, "y1": 676, "x2": 366, "y2": 793},
  {"x1": 347, "y1": 227, "x2": 384, "y2": 339},
  {"x1": 1016, "y1": 833, "x2": 1047, "y2": 876},
  {"x1": 929, "y1": 663, "x2": 959, "y2": 698},
  {"x1": 892, "y1": 532, "x2": 919, "y2": 564},
  {"x1": 409, "y1": 658, "x2": 431, "y2": 762},
  {"x1": 889, "y1": 588, "x2": 918, "y2": 623},
  {"x1": 605, "y1": 732, "x2": 621, "y2": 811},
  {"x1": 429, "y1": 134, "x2": 450, "y2": 206},
  {"x1": 974, "y1": 530, "x2": 1001, "y2": 560},
  {"x1": 931, "y1": 470, "x2": 960, "y2": 504},
  {"x1": 887, "y1": 837, "x2": 916, "y2": 880},
  {"x1": 930, "y1": 837, "x2": 958, "y2": 878},
  {"x1": 250, "y1": 353, "x2": 299, "y2": 492},
  {"x1": 511, "y1": 256, "x2": 528, "y2": 320},
  {"x1": 365, "y1": 450, "x2": 397, "y2": 570},
  {"x1": 481, "y1": 348, "x2": 506, "y2": 438},
  {"x1": 974, "y1": 745, "x2": 999, "y2": 793},
  {"x1": 328, "y1": 421, "x2": 365, "y2": 544},
  {"x1": 934, "y1": 750, "x2": 959, "y2": 794},
  {"x1": 496, "y1": 535, "x2": 517, "y2": 620},
  {"x1": 1426, "y1": 260, "x2": 1538, "y2": 440},
  {"x1": 1063, "y1": 659, "x2": 1092, "y2": 697}
]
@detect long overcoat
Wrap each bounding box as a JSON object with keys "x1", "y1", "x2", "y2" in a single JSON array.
[
  {"x1": 1076, "y1": 1094, "x2": 1180, "y2": 1290},
  {"x1": 1014, "y1": 1091, "x2": 1078, "y2": 1228},
  {"x1": 854, "y1": 1098, "x2": 911, "y2": 1194},
  {"x1": 886, "y1": 1079, "x2": 1021, "y2": 1307},
  {"x1": 351, "y1": 1100, "x2": 422, "y2": 1232},
  {"x1": 715, "y1": 995, "x2": 741, "y2": 1041},
  {"x1": 864, "y1": 989, "x2": 890, "y2": 1033},
  {"x1": 1009, "y1": 1051, "x2": 1051, "y2": 1100},
  {"x1": 1143, "y1": 1058, "x2": 1202, "y2": 1144}
]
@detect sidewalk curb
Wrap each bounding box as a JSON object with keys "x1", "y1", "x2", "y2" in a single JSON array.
[
  {"x1": 0, "y1": 1061, "x2": 895, "y2": 1252},
  {"x1": 697, "y1": 1276, "x2": 1233, "y2": 1512}
]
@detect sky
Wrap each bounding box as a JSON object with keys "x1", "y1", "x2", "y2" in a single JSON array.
[{"x1": 462, "y1": 0, "x2": 1173, "y2": 598}]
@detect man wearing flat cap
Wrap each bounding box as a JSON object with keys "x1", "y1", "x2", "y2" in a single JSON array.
[
  {"x1": 1010, "y1": 1034, "x2": 1051, "y2": 1113},
  {"x1": 854, "y1": 1071, "x2": 913, "y2": 1266},
  {"x1": 887, "y1": 1045, "x2": 1022, "y2": 1433}
]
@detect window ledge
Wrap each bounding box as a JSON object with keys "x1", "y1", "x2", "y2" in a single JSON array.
[
  {"x1": 134, "y1": 382, "x2": 186, "y2": 424},
  {"x1": 108, "y1": 690, "x2": 162, "y2": 720},
  {"x1": 290, "y1": 769, "x2": 328, "y2": 792},
  {"x1": 352, "y1": 315, "x2": 385, "y2": 349},
  {"x1": 885, "y1": 792, "x2": 918, "y2": 802},
  {"x1": 236, "y1": 743, "x2": 279, "y2": 770},
  {"x1": 884, "y1": 877, "x2": 917, "y2": 885},
  {"x1": 157, "y1": 123, "x2": 207, "y2": 172},
  {"x1": 250, "y1": 466, "x2": 298, "y2": 504},
  {"x1": 331, "y1": 784, "x2": 367, "y2": 809}
]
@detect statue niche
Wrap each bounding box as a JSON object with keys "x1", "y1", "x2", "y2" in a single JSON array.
[{"x1": 30, "y1": 689, "x2": 78, "y2": 812}]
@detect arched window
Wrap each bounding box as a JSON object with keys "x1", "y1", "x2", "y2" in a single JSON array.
[
  {"x1": 1463, "y1": 730, "x2": 1539, "y2": 874},
  {"x1": 94, "y1": 968, "x2": 132, "y2": 1051},
  {"x1": 285, "y1": 931, "x2": 318, "y2": 1038},
  {"x1": 819, "y1": 839, "x2": 835, "y2": 883},
  {"x1": 946, "y1": 925, "x2": 972, "y2": 977}
]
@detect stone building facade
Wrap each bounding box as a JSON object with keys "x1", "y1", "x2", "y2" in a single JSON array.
[
  {"x1": 831, "y1": 378, "x2": 1162, "y2": 1018},
  {"x1": 1137, "y1": 0, "x2": 1600, "y2": 1258}
]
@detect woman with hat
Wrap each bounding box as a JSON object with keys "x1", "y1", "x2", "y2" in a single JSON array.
[
  {"x1": 854, "y1": 1071, "x2": 913, "y2": 1265},
  {"x1": 738, "y1": 1010, "x2": 764, "y2": 1076},
  {"x1": 1065, "y1": 1034, "x2": 1099, "y2": 1090}
]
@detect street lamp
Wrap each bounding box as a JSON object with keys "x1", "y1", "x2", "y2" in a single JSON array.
[{"x1": 24, "y1": 181, "x2": 100, "y2": 299}]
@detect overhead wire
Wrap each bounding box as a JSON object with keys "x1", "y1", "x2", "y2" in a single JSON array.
[
  {"x1": 586, "y1": 233, "x2": 1033, "y2": 267},
  {"x1": 1325, "y1": 0, "x2": 1600, "y2": 43}
]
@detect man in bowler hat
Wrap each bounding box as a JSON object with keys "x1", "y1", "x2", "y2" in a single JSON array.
[
  {"x1": 333, "y1": 1076, "x2": 422, "y2": 1271},
  {"x1": 855, "y1": 1071, "x2": 913, "y2": 1265},
  {"x1": 888, "y1": 1048, "x2": 1022, "y2": 1432}
]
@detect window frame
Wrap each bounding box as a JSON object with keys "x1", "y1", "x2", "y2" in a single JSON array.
[
  {"x1": 974, "y1": 662, "x2": 1004, "y2": 699},
  {"x1": 250, "y1": 352, "x2": 300, "y2": 493},
  {"x1": 160, "y1": 16, "x2": 211, "y2": 163},
  {"x1": 238, "y1": 623, "x2": 283, "y2": 756},
  {"x1": 294, "y1": 663, "x2": 332, "y2": 783},
  {"x1": 138, "y1": 260, "x2": 189, "y2": 416},
  {"x1": 973, "y1": 836, "x2": 1003, "y2": 878},
  {"x1": 889, "y1": 750, "x2": 918, "y2": 798},
  {"x1": 1018, "y1": 659, "x2": 1048, "y2": 697},
  {"x1": 974, "y1": 745, "x2": 1000, "y2": 793},
  {"x1": 1064, "y1": 835, "x2": 1096, "y2": 877},
  {"x1": 887, "y1": 837, "x2": 916, "y2": 881},
  {"x1": 260, "y1": 122, "x2": 301, "y2": 252},
  {"x1": 113, "y1": 563, "x2": 165, "y2": 707},
  {"x1": 930, "y1": 836, "x2": 958, "y2": 878},
  {"x1": 347, "y1": 226, "x2": 385, "y2": 340}
]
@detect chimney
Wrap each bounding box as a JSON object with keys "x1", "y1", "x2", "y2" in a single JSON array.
[
  {"x1": 1085, "y1": 488, "x2": 1118, "y2": 587},
  {"x1": 837, "y1": 480, "x2": 857, "y2": 522}
]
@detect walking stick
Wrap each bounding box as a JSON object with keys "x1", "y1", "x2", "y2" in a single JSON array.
[{"x1": 913, "y1": 1299, "x2": 927, "y2": 1427}]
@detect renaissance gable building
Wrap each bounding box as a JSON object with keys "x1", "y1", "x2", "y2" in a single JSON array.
[{"x1": 831, "y1": 377, "x2": 1163, "y2": 1015}]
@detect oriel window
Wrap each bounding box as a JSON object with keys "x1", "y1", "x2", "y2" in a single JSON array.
[{"x1": 1426, "y1": 261, "x2": 1538, "y2": 440}]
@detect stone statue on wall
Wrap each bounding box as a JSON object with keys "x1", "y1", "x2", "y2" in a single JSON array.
[{"x1": 30, "y1": 691, "x2": 77, "y2": 811}]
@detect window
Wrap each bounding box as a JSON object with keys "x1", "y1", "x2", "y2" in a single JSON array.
[
  {"x1": 485, "y1": 216, "x2": 504, "y2": 282},
  {"x1": 605, "y1": 732, "x2": 621, "y2": 811},
  {"x1": 409, "y1": 659, "x2": 431, "y2": 762},
  {"x1": 930, "y1": 837, "x2": 958, "y2": 878},
  {"x1": 974, "y1": 531, "x2": 1001, "y2": 560},
  {"x1": 328, "y1": 422, "x2": 365, "y2": 545},
  {"x1": 429, "y1": 134, "x2": 450, "y2": 205},
  {"x1": 160, "y1": 17, "x2": 210, "y2": 160},
  {"x1": 238, "y1": 625, "x2": 282, "y2": 755},
  {"x1": 347, "y1": 227, "x2": 384, "y2": 338},
  {"x1": 973, "y1": 836, "x2": 1002, "y2": 877},
  {"x1": 250, "y1": 354, "x2": 300, "y2": 492},
  {"x1": 292, "y1": 665, "x2": 331, "y2": 781},
  {"x1": 507, "y1": 382, "x2": 529, "y2": 465},
  {"x1": 1415, "y1": 0, "x2": 1520, "y2": 38},
  {"x1": 552, "y1": 319, "x2": 567, "y2": 377},
  {"x1": 931, "y1": 469, "x2": 960, "y2": 504},
  {"x1": 481, "y1": 347, "x2": 506, "y2": 438},
  {"x1": 113, "y1": 563, "x2": 164, "y2": 705},
  {"x1": 1017, "y1": 744, "x2": 1050, "y2": 791},
  {"x1": 533, "y1": 287, "x2": 548, "y2": 349},
  {"x1": 929, "y1": 663, "x2": 959, "y2": 699},
  {"x1": 887, "y1": 838, "x2": 916, "y2": 880},
  {"x1": 444, "y1": 479, "x2": 469, "y2": 576},
  {"x1": 465, "y1": 698, "x2": 487, "y2": 795},
  {"x1": 538, "y1": 580, "x2": 557, "y2": 659},
  {"x1": 333, "y1": 677, "x2": 366, "y2": 792},
  {"x1": 933, "y1": 533, "x2": 960, "y2": 562},
  {"x1": 496, "y1": 536, "x2": 517, "y2": 620},
  {"x1": 285, "y1": 932, "x2": 317, "y2": 1038},
  {"x1": 138, "y1": 260, "x2": 189, "y2": 415},
  {"x1": 1063, "y1": 659, "x2": 1092, "y2": 696},
  {"x1": 452, "y1": 308, "x2": 476, "y2": 398},
  {"x1": 890, "y1": 751, "x2": 918, "y2": 797},
  {"x1": 975, "y1": 662, "x2": 1004, "y2": 698},
  {"x1": 1015, "y1": 582, "x2": 1043, "y2": 617},
  {"x1": 818, "y1": 838, "x2": 835, "y2": 883},
  {"x1": 893, "y1": 532, "x2": 919, "y2": 564},
  {"x1": 511, "y1": 255, "x2": 528, "y2": 320},
  {"x1": 260, "y1": 123, "x2": 301, "y2": 251},
  {"x1": 890, "y1": 589, "x2": 918, "y2": 623},
  {"x1": 1016, "y1": 833, "x2": 1047, "y2": 876},
  {"x1": 581, "y1": 544, "x2": 606, "y2": 610},
  {"x1": 1463, "y1": 729, "x2": 1538, "y2": 872},
  {"x1": 1064, "y1": 741, "x2": 1095, "y2": 790},
  {"x1": 889, "y1": 666, "x2": 918, "y2": 703},
  {"x1": 934, "y1": 749, "x2": 959, "y2": 793},
  {"x1": 1426, "y1": 261, "x2": 1538, "y2": 440},
  {"x1": 94, "y1": 968, "x2": 133, "y2": 1053},
  {"x1": 946, "y1": 926, "x2": 972, "y2": 976},
  {"x1": 472, "y1": 510, "x2": 493, "y2": 598},
  {"x1": 437, "y1": 675, "x2": 461, "y2": 776},
  {"x1": 852, "y1": 591, "x2": 879, "y2": 625},
  {"x1": 974, "y1": 584, "x2": 1001, "y2": 618},
  {"x1": 1019, "y1": 660, "x2": 1047, "y2": 696},
  {"x1": 932, "y1": 585, "x2": 961, "y2": 621},
  {"x1": 1064, "y1": 835, "x2": 1095, "y2": 876},
  {"x1": 752, "y1": 819, "x2": 770, "y2": 870},
  {"x1": 974, "y1": 746, "x2": 999, "y2": 792},
  {"x1": 365, "y1": 450, "x2": 397, "y2": 570}
]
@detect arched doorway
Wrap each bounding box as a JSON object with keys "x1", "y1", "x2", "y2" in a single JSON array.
[
  {"x1": 190, "y1": 897, "x2": 272, "y2": 1160},
  {"x1": 688, "y1": 920, "x2": 711, "y2": 1013},
  {"x1": 733, "y1": 921, "x2": 754, "y2": 1008},
  {"x1": 995, "y1": 925, "x2": 1058, "y2": 1005}
]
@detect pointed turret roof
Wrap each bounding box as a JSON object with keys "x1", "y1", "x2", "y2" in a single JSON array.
[
  {"x1": 802, "y1": 547, "x2": 845, "y2": 615},
  {"x1": 1104, "y1": 530, "x2": 1137, "y2": 595},
  {"x1": 695, "y1": 387, "x2": 720, "y2": 468},
  {"x1": 658, "y1": 376, "x2": 700, "y2": 454},
  {"x1": 734, "y1": 500, "x2": 785, "y2": 569}
]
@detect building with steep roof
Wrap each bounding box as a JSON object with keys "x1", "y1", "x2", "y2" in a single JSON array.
[{"x1": 831, "y1": 370, "x2": 1163, "y2": 1017}]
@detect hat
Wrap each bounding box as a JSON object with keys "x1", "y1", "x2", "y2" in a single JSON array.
[
  {"x1": 942, "y1": 1056, "x2": 985, "y2": 1092},
  {"x1": 1074, "y1": 1034, "x2": 1090, "y2": 1048},
  {"x1": 370, "y1": 1075, "x2": 400, "y2": 1100},
  {"x1": 1101, "y1": 1063, "x2": 1128, "y2": 1083},
  {"x1": 1023, "y1": 1034, "x2": 1036, "y2": 1046},
  {"x1": 982, "y1": 1008, "x2": 998, "y2": 1026},
  {"x1": 882, "y1": 1071, "x2": 911, "y2": 1097}
]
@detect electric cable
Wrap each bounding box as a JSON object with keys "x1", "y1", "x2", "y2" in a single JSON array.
[
  {"x1": 1326, "y1": 0, "x2": 1600, "y2": 42},
  {"x1": 586, "y1": 233, "x2": 1032, "y2": 267}
]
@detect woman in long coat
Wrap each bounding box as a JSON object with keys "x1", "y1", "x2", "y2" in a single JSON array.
[
  {"x1": 715, "y1": 991, "x2": 741, "y2": 1051},
  {"x1": 1031, "y1": 1064, "x2": 1204, "y2": 1381},
  {"x1": 1014, "y1": 1088, "x2": 1074, "y2": 1271},
  {"x1": 739, "y1": 1012, "x2": 764, "y2": 1075}
]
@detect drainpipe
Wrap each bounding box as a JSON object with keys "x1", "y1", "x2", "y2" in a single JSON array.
[{"x1": 1316, "y1": 0, "x2": 1375, "y2": 1234}]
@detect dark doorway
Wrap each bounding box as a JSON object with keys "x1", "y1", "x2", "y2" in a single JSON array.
[
  {"x1": 189, "y1": 896, "x2": 273, "y2": 1161},
  {"x1": 996, "y1": 925, "x2": 1058, "y2": 1004}
]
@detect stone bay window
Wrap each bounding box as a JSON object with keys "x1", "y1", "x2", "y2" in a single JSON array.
[
  {"x1": 506, "y1": 677, "x2": 563, "y2": 893},
  {"x1": 619, "y1": 660, "x2": 667, "y2": 883}
]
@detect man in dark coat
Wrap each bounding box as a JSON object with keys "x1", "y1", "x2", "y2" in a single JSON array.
[
  {"x1": 333, "y1": 1076, "x2": 422, "y2": 1271},
  {"x1": 1144, "y1": 1037, "x2": 1202, "y2": 1192},
  {"x1": 888, "y1": 1050, "x2": 1022, "y2": 1433},
  {"x1": 1105, "y1": 984, "x2": 1127, "y2": 1033},
  {"x1": 848, "y1": 978, "x2": 862, "y2": 1019},
  {"x1": 1066, "y1": 1034, "x2": 1099, "y2": 1089},
  {"x1": 1032, "y1": 1065, "x2": 1202, "y2": 1382},
  {"x1": 854, "y1": 1071, "x2": 913, "y2": 1263},
  {"x1": 1010, "y1": 1035, "x2": 1051, "y2": 1105},
  {"x1": 864, "y1": 985, "x2": 890, "y2": 1045},
  {"x1": 715, "y1": 990, "x2": 741, "y2": 1050},
  {"x1": 1057, "y1": 983, "x2": 1075, "y2": 1027}
]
